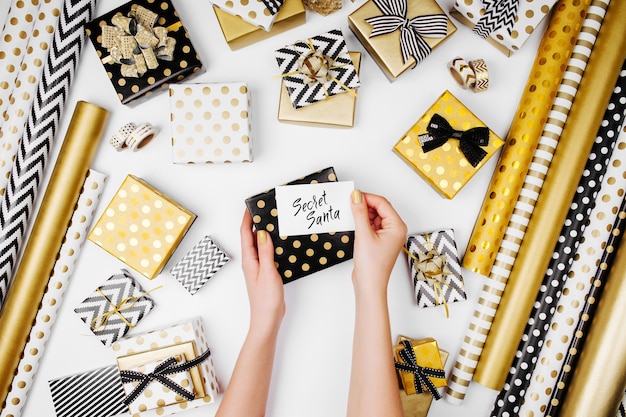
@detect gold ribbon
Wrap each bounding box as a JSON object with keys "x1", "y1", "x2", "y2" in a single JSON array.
[
  {"x1": 91, "y1": 286, "x2": 161, "y2": 331},
  {"x1": 404, "y1": 233, "x2": 451, "y2": 318}
]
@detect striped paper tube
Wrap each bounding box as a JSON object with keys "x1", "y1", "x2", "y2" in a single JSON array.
[
  {"x1": 443, "y1": 0, "x2": 610, "y2": 404},
  {"x1": 490, "y1": 62, "x2": 626, "y2": 417},
  {"x1": 0, "y1": 169, "x2": 107, "y2": 417},
  {"x1": 461, "y1": 0, "x2": 590, "y2": 276},
  {"x1": 0, "y1": 0, "x2": 65, "y2": 197},
  {"x1": 471, "y1": 0, "x2": 626, "y2": 391},
  {"x1": 518, "y1": 124, "x2": 626, "y2": 416},
  {"x1": 0, "y1": 0, "x2": 40, "y2": 123},
  {"x1": 556, "y1": 199, "x2": 626, "y2": 417},
  {"x1": 0, "y1": 0, "x2": 97, "y2": 309}
]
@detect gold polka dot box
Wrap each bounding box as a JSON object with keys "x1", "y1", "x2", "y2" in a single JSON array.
[
  {"x1": 393, "y1": 90, "x2": 504, "y2": 199},
  {"x1": 88, "y1": 175, "x2": 196, "y2": 279},
  {"x1": 85, "y1": 0, "x2": 204, "y2": 105},
  {"x1": 169, "y1": 83, "x2": 253, "y2": 163}
]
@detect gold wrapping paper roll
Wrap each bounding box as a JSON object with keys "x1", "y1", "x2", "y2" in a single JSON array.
[
  {"x1": 0, "y1": 101, "x2": 108, "y2": 407},
  {"x1": 473, "y1": 0, "x2": 626, "y2": 390},
  {"x1": 558, "y1": 235, "x2": 626, "y2": 417},
  {"x1": 462, "y1": 0, "x2": 590, "y2": 275}
]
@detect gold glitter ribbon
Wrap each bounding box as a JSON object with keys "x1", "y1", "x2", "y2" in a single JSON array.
[{"x1": 91, "y1": 286, "x2": 161, "y2": 331}]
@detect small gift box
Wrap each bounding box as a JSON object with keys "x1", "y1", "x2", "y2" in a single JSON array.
[
  {"x1": 74, "y1": 269, "x2": 155, "y2": 346},
  {"x1": 348, "y1": 0, "x2": 456, "y2": 81},
  {"x1": 213, "y1": 0, "x2": 305, "y2": 50},
  {"x1": 274, "y1": 28, "x2": 360, "y2": 110},
  {"x1": 112, "y1": 317, "x2": 219, "y2": 417},
  {"x1": 169, "y1": 82, "x2": 253, "y2": 163},
  {"x1": 405, "y1": 229, "x2": 466, "y2": 314},
  {"x1": 394, "y1": 336, "x2": 446, "y2": 397},
  {"x1": 88, "y1": 175, "x2": 196, "y2": 279},
  {"x1": 49, "y1": 365, "x2": 127, "y2": 417},
  {"x1": 451, "y1": 0, "x2": 558, "y2": 56},
  {"x1": 245, "y1": 167, "x2": 354, "y2": 284},
  {"x1": 277, "y1": 52, "x2": 361, "y2": 127},
  {"x1": 85, "y1": 0, "x2": 203, "y2": 105},
  {"x1": 393, "y1": 90, "x2": 504, "y2": 199},
  {"x1": 170, "y1": 235, "x2": 231, "y2": 295},
  {"x1": 211, "y1": 0, "x2": 284, "y2": 31},
  {"x1": 394, "y1": 336, "x2": 448, "y2": 417}
]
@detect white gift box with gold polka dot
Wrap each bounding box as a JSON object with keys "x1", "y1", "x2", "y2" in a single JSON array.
[
  {"x1": 170, "y1": 83, "x2": 253, "y2": 163},
  {"x1": 112, "y1": 317, "x2": 219, "y2": 417},
  {"x1": 451, "y1": 0, "x2": 558, "y2": 56},
  {"x1": 210, "y1": 0, "x2": 278, "y2": 31},
  {"x1": 88, "y1": 175, "x2": 196, "y2": 279}
]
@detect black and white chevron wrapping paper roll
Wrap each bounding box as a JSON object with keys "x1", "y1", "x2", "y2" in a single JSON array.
[
  {"x1": 0, "y1": 0, "x2": 96, "y2": 309},
  {"x1": 48, "y1": 365, "x2": 127, "y2": 417},
  {"x1": 474, "y1": 0, "x2": 521, "y2": 38},
  {"x1": 74, "y1": 269, "x2": 155, "y2": 346},
  {"x1": 170, "y1": 235, "x2": 231, "y2": 295},
  {"x1": 490, "y1": 62, "x2": 626, "y2": 417}
]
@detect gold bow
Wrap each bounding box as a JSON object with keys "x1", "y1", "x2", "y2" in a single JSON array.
[
  {"x1": 91, "y1": 286, "x2": 161, "y2": 331},
  {"x1": 404, "y1": 233, "x2": 451, "y2": 318}
]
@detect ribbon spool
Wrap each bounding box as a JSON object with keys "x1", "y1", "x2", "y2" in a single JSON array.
[
  {"x1": 126, "y1": 123, "x2": 158, "y2": 151},
  {"x1": 469, "y1": 58, "x2": 489, "y2": 92},
  {"x1": 110, "y1": 122, "x2": 138, "y2": 151},
  {"x1": 448, "y1": 57, "x2": 476, "y2": 90}
]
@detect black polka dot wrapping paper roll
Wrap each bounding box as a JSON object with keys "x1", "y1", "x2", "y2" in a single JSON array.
[
  {"x1": 488, "y1": 60, "x2": 626, "y2": 417},
  {"x1": 244, "y1": 167, "x2": 354, "y2": 284}
]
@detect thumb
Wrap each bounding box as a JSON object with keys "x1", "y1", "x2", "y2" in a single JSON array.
[
  {"x1": 256, "y1": 230, "x2": 276, "y2": 271},
  {"x1": 350, "y1": 190, "x2": 373, "y2": 236}
]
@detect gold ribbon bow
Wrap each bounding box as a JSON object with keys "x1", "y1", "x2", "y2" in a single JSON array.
[
  {"x1": 404, "y1": 233, "x2": 452, "y2": 318},
  {"x1": 91, "y1": 286, "x2": 161, "y2": 331}
]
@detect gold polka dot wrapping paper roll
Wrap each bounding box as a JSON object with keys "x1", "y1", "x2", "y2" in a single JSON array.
[
  {"x1": 462, "y1": 0, "x2": 591, "y2": 276},
  {"x1": 0, "y1": 170, "x2": 107, "y2": 417},
  {"x1": 472, "y1": 0, "x2": 626, "y2": 391},
  {"x1": 0, "y1": 101, "x2": 109, "y2": 410},
  {"x1": 448, "y1": 57, "x2": 476, "y2": 90}
]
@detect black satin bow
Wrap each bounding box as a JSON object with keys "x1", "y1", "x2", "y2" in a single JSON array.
[
  {"x1": 394, "y1": 339, "x2": 445, "y2": 399},
  {"x1": 418, "y1": 113, "x2": 490, "y2": 167}
]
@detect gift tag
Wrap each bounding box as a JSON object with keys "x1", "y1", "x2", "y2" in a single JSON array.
[{"x1": 275, "y1": 181, "x2": 355, "y2": 236}]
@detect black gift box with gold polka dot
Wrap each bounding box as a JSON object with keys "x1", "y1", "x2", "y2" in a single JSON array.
[
  {"x1": 245, "y1": 167, "x2": 354, "y2": 284},
  {"x1": 85, "y1": 0, "x2": 204, "y2": 105}
]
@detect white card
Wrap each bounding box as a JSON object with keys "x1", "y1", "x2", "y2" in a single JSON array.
[{"x1": 275, "y1": 181, "x2": 355, "y2": 236}]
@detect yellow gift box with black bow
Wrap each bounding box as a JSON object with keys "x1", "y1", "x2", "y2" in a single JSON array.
[{"x1": 393, "y1": 90, "x2": 504, "y2": 199}]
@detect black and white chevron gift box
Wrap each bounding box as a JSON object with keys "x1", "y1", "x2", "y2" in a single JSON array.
[
  {"x1": 275, "y1": 28, "x2": 360, "y2": 109},
  {"x1": 406, "y1": 229, "x2": 466, "y2": 309},
  {"x1": 74, "y1": 269, "x2": 155, "y2": 346},
  {"x1": 170, "y1": 236, "x2": 230, "y2": 295}
]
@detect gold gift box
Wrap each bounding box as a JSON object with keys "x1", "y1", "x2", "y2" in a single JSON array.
[
  {"x1": 393, "y1": 90, "x2": 504, "y2": 199},
  {"x1": 394, "y1": 336, "x2": 446, "y2": 397},
  {"x1": 277, "y1": 52, "x2": 361, "y2": 127},
  {"x1": 214, "y1": 0, "x2": 306, "y2": 50},
  {"x1": 117, "y1": 342, "x2": 207, "y2": 413},
  {"x1": 348, "y1": 0, "x2": 456, "y2": 81},
  {"x1": 88, "y1": 175, "x2": 196, "y2": 279},
  {"x1": 396, "y1": 336, "x2": 448, "y2": 417}
]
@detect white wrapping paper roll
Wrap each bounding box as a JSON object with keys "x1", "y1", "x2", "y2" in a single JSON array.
[{"x1": 0, "y1": 169, "x2": 107, "y2": 417}]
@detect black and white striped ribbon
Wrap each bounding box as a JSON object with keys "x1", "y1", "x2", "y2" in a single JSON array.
[
  {"x1": 366, "y1": 0, "x2": 447, "y2": 67},
  {"x1": 474, "y1": 0, "x2": 521, "y2": 38},
  {"x1": 0, "y1": 0, "x2": 97, "y2": 309}
]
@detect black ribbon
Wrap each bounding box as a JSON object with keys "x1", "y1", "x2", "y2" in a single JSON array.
[
  {"x1": 120, "y1": 348, "x2": 211, "y2": 406},
  {"x1": 418, "y1": 113, "x2": 490, "y2": 167},
  {"x1": 365, "y1": 0, "x2": 448, "y2": 67},
  {"x1": 394, "y1": 340, "x2": 445, "y2": 400}
]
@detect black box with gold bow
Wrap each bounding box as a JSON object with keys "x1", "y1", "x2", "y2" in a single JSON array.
[
  {"x1": 405, "y1": 229, "x2": 466, "y2": 315},
  {"x1": 245, "y1": 167, "x2": 354, "y2": 284},
  {"x1": 348, "y1": 0, "x2": 456, "y2": 81},
  {"x1": 85, "y1": 0, "x2": 203, "y2": 105},
  {"x1": 393, "y1": 90, "x2": 504, "y2": 198},
  {"x1": 73, "y1": 269, "x2": 155, "y2": 346}
]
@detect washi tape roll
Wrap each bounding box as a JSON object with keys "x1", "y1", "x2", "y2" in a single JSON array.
[
  {"x1": 469, "y1": 59, "x2": 489, "y2": 92},
  {"x1": 126, "y1": 123, "x2": 158, "y2": 151},
  {"x1": 448, "y1": 57, "x2": 476, "y2": 90},
  {"x1": 109, "y1": 122, "x2": 137, "y2": 151}
]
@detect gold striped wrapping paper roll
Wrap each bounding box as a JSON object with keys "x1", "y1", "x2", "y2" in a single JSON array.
[
  {"x1": 472, "y1": 0, "x2": 626, "y2": 390},
  {"x1": 558, "y1": 225, "x2": 626, "y2": 417},
  {"x1": 0, "y1": 101, "x2": 108, "y2": 408},
  {"x1": 462, "y1": 0, "x2": 590, "y2": 276},
  {"x1": 444, "y1": 0, "x2": 605, "y2": 403}
]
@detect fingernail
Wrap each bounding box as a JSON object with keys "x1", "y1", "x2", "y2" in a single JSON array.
[
  {"x1": 258, "y1": 230, "x2": 267, "y2": 244},
  {"x1": 351, "y1": 189, "x2": 362, "y2": 204}
]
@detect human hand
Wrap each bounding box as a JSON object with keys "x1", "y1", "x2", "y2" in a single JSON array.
[
  {"x1": 240, "y1": 210, "x2": 285, "y2": 336},
  {"x1": 350, "y1": 190, "x2": 407, "y2": 296}
]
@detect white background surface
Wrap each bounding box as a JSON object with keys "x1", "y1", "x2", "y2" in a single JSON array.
[{"x1": 0, "y1": 0, "x2": 550, "y2": 415}]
